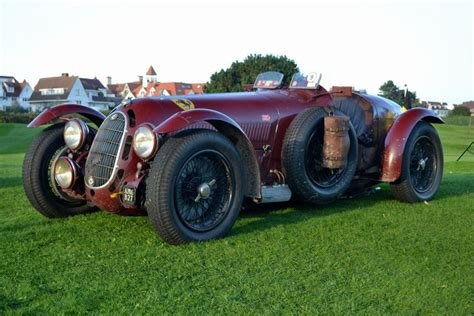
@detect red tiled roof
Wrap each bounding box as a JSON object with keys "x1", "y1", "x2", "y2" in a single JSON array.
[
  {"x1": 146, "y1": 66, "x2": 157, "y2": 76},
  {"x1": 127, "y1": 81, "x2": 141, "y2": 92},
  {"x1": 191, "y1": 83, "x2": 205, "y2": 94},
  {"x1": 34, "y1": 75, "x2": 77, "y2": 91},
  {"x1": 2, "y1": 79, "x2": 23, "y2": 97},
  {"x1": 80, "y1": 77, "x2": 105, "y2": 90},
  {"x1": 30, "y1": 75, "x2": 77, "y2": 101},
  {"x1": 107, "y1": 83, "x2": 125, "y2": 95},
  {"x1": 108, "y1": 78, "x2": 205, "y2": 98}
]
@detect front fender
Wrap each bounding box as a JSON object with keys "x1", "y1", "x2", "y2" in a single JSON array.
[
  {"x1": 154, "y1": 108, "x2": 246, "y2": 135},
  {"x1": 28, "y1": 103, "x2": 106, "y2": 128},
  {"x1": 154, "y1": 108, "x2": 261, "y2": 199},
  {"x1": 381, "y1": 108, "x2": 444, "y2": 182}
]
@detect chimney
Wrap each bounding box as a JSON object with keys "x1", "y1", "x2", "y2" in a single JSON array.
[
  {"x1": 107, "y1": 76, "x2": 112, "y2": 85},
  {"x1": 61, "y1": 73, "x2": 69, "y2": 77}
]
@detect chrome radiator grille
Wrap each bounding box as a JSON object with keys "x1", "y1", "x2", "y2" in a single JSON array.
[{"x1": 85, "y1": 112, "x2": 126, "y2": 188}]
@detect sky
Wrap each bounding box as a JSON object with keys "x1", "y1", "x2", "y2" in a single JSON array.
[{"x1": 0, "y1": 0, "x2": 472, "y2": 104}]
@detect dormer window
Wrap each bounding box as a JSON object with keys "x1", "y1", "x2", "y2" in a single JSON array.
[{"x1": 7, "y1": 86, "x2": 14, "y2": 93}]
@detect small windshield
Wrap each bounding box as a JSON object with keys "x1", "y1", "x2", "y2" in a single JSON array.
[
  {"x1": 253, "y1": 71, "x2": 284, "y2": 89},
  {"x1": 289, "y1": 72, "x2": 322, "y2": 89}
]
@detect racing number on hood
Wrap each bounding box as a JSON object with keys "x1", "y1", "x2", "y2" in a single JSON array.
[{"x1": 171, "y1": 99, "x2": 195, "y2": 111}]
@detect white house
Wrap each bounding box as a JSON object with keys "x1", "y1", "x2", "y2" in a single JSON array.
[
  {"x1": 0, "y1": 76, "x2": 33, "y2": 111},
  {"x1": 420, "y1": 101, "x2": 451, "y2": 117},
  {"x1": 79, "y1": 78, "x2": 120, "y2": 111},
  {"x1": 29, "y1": 73, "x2": 120, "y2": 112}
]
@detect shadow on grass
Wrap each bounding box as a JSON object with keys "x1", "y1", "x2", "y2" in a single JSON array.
[
  {"x1": 231, "y1": 173, "x2": 474, "y2": 238},
  {"x1": 5, "y1": 172, "x2": 473, "y2": 242},
  {"x1": 231, "y1": 196, "x2": 380, "y2": 238}
]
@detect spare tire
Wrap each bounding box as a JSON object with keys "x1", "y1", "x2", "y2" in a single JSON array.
[{"x1": 282, "y1": 107, "x2": 358, "y2": 205}]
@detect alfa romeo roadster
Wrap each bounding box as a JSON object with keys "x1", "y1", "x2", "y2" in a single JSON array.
[{"x1": 23, "y1": 72, "x2": 444, "y2": 244}]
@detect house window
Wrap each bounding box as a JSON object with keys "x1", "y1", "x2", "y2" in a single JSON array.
[
  {"x1": 77, "y1": 89, "x2": 80, "y2": 96},
  {"x1": 7, "y1": 86, "x2": 14, "y2": 93},
  {"x1": 77, "y1": 100, "x2": 81, "y2": 105}
]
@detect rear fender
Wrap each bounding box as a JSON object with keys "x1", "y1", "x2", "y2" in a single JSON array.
[
  {"x1": 154, "y1": 109, "x2": 261, "y2": 199},
  {"x1": 28, "y1": 103, "x2": 106, "y2": 128},
  {"x1": 381, "y1": 108, "x2": 444, "y2": 182}
]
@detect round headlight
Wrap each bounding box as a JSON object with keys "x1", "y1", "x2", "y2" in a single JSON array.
[
  {"x1": 53, "y1": 157, "x2": 77, "y2": 189},
  {"x1": 132, "y1": 125, "x2": 157, "y2": 159},
  {"x1": 64, "y1": 119, "x2": 89, "y2": 150}
]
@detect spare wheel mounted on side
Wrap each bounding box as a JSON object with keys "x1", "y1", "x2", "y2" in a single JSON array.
[{"x1": 282, "y1": 106, "x2": 359, "y2": 205}]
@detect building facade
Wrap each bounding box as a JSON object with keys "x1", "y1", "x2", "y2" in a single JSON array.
[
  {"x1": 419, "y1": 101, "x2": 451, "y2": 117},
  {"x1": 29, "y1": 74, "x2": 120, "y2": 112},
  {"x1": 0, "y1": 76, "x2": 33, "y2": 111},
  {"x1": 108, "y1": 66, "x2": 205, "y2": 100}
]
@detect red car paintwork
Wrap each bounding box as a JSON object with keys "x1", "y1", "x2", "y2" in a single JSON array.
[
  {"x1": 30, "y1": 84, "x2": 443, "y2": 215},
  {"x1": 28, "y1": 103, "x2": 105, "y2": 128},
  {"x1": 381, "y1": 107, "x2": 444, "y2": 182}
]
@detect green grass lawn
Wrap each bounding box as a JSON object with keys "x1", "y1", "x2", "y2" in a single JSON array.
[{"x1": 0, "y1": 123, "x2": 473, "y2": 314}]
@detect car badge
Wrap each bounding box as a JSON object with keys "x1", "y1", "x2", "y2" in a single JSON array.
[
  {"x1": 111, "y1": 114, "x2": 118, "y2": 120},
  {"x1": 87, "y1": 176, "x2": 95, "y2": 186}
]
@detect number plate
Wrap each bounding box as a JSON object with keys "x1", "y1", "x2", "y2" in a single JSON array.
[{"x1": 122, "y1": 187, "x2": 136, "y2": 205}]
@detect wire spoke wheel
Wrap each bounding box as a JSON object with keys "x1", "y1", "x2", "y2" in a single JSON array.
[
  {"x1": 390, "y1": 121, "x2": 443, "y2": 203},
  {"x1": 282, "y1": 107, "x2": 358, "y2": 205},
  {"x1": 305, "y1": 124, "x2": 345, "y2": 188},
  {"x1": 409, "y1": 136, "x2": 436, "y2": 193},
  {"x1": 146, "y1": 130, "x2": 244, "y2": 244},
  {"x1": 22, "y1": 124, "x2": 93, "y2": 218},
  {"x1": 174, "y1": 150, "x2": 234, "y2": 232}
]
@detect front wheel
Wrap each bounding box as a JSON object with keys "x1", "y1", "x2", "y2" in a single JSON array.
[
  {"x1": 146, "y1": 130, "x2": 244, "y2": 245},
  {"x1": 22, "y1": 124, "x2": 95, "y2": 218},
  {"x1": 390, "y1": 122, "x2": 443, "y2": 202}
]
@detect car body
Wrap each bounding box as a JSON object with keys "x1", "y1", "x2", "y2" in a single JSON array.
[{"x1": 23, "y1": 72, "x2": 444, "y2": 244}]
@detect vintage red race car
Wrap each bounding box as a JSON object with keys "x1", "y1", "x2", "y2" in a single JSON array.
[{"x1": 23, "y1": 72, "x2": 444, "y2": 244}]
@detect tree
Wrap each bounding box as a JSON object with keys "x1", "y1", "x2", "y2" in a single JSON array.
[
  {"x1": 449, "y1": 105, "x2": 471, "y2": 117},
  {"x1": 204, "y1": 54, "x2": 299, "y2": 93},
  {"x1": 378, "y1": 80, "x2": 419, "y2": 108}
]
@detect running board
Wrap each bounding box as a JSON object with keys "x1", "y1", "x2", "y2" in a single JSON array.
[{"x1": 260, "y1": 184, "x2": 292, "y2": 203}]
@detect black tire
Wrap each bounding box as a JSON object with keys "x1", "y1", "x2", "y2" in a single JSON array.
[
  {"x1": 22, "y1": 124, "x2": 94, "y2": 218},
  {"x1": 145, "y1": 130, "x2": 244, "y2": 245},
  {"x1": 282, "y1": 107, "x2": 359, "y2": 205},
  {"x1": 390, "y1": 122, "x2": 443, "y2": 202}
]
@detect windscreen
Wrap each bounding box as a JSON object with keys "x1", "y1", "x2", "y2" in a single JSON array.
[
  {"x1": 253, "y1": 71, "x2": 284, "y2": 89},
  {"x1": 289, "y1": 72, "x2": 322, "y2": 89}
]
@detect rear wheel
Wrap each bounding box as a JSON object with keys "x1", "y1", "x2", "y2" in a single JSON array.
[
  {"x1": 146, "y1": 130, "x2": 244, "y2": 244},
  {"x1": 22, "y1": 124, "x2": 94, "y2": 218},
  {"x1": 390, "y1": 122, "x2": 443, "y2": 202}
]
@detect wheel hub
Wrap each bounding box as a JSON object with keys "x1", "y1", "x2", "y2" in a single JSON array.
[
  {"x1": 194, "y1": 179, "x2": 216, "y2": 202},
  {"x1": 417, "y1": 157, "x2": 428, "y2": 171},
  {"x1": 198, "y1": 183, "x2": 211, "y2": 199}
]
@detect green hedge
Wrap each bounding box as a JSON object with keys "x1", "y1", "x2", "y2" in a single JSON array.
[
  {"x1": 443, "y1": 115, "x2": 472, "y2": 126},
  {"x1": 0, "y1": 112, "x2": 38, "y2": 124}
]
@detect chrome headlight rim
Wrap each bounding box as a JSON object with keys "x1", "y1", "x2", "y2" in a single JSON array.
[
  {"x1": 53, "y1": 157, "x2": 78, "y2": 189},
  {"x1": 132, "y1": 124, "x2": 158, "y2": 160},
  {"x1": 64, "y1": 118, "x2": 89, "y2": 151}
]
